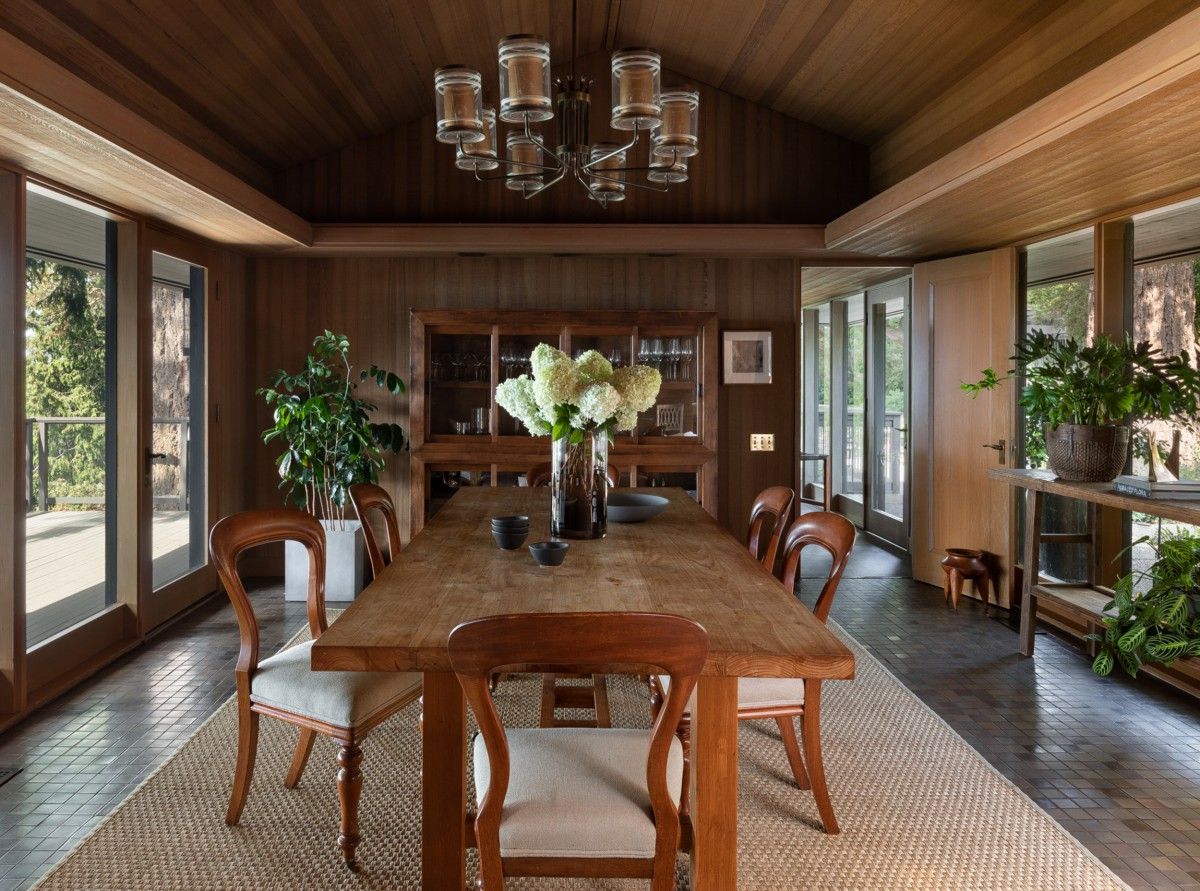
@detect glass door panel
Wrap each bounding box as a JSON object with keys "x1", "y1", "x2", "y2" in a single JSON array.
[
  {"x1": 841, "y1": 298, "x2": 866, "y2": 505},
  {"x1": 636, "y1": 331, "x2": 700, "y2": 439},
  {"x1": 24, "y1": 186, "x2": 117, "y2": 647},
  {"x1": 866, "y1": 287, "x2": 908, "y2": 546},
  {"x1": 150, "y1": 251, "x2": 206, "y2": 590},
  {"x1": 428, "y1": 332, "x2": 492, "y2": 437}
]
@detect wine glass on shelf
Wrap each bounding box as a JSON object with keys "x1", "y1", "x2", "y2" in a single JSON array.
[
  {"x1": 430, "y1": 355, "x2": 443, "y2": 382},
  {"x1": 608, "y1": 346, "x2": 622, "y2": 368},
  {"x1": 667, "y1": 338, "x2": 682, "y2": 381},
  {"x1": 448, "y1": 353, "x2": 464, "y2": 381},
  {"x1": 680, "y1": 338, "x2": 695, "y2": 381},
  {"x1": 472, "y1": 352, "x2": 488, "y2": 382}
]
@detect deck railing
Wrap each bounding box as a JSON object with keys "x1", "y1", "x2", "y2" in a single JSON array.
[{"x1": 24, "y1": 416, "x2": 190, "y2": 513}]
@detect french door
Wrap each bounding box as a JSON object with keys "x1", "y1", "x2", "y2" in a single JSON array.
[
  {"x1": 0, "y1": 173, "x2": 213, "y2": 722},
  {"x1": 864, "y1": 282, "x2": 909, "y2": 547}
]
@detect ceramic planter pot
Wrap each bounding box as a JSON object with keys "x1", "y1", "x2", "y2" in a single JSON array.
[
  {"x1": 284, "y1": 518, "x2": 364, "y2": 602},
  {"x1": 1044, "y1": 423, "x2": 1130, "y2": 482}
]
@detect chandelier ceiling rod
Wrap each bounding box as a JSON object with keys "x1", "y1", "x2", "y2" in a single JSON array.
[{"x1": 432, "y1": 0, "x2": 699, "y2": 206}]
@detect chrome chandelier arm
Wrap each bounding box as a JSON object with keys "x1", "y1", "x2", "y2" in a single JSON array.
[
  {"x1": 520, "y1": 116, "x2": 565, "y2": 170},
  {"x1": 573, "y1": 168, "x2": 612, "y2": 205},
  {"x1": 585, "y1": 170, "x2": 669, "y2": 194},
  {"x1": 522, "y1": 167, "x2": 567, "y2": 199},
  {"x1": 581, "y1": 124, "x2": 643, "y2": 170}
]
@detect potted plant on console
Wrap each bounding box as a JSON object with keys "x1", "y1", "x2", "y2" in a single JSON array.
[
  {"x1": 258, "y1": 331, "x2": 408, "y2": 601},
  {"x1": 963, "y1": 331, "x2": 1200, "y2": 482}
]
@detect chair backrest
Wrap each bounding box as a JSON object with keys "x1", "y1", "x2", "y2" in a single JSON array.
[
  {"x1": 449, "y1": 612, "x2": 708, "y2": 879},
  {"x1": 525, "y1": 461, "x2": 621, "y2": 488},
  {"x1": 747, "y1": 486, "x2": 795, "y2": 571},
  {"x1": 349, "y1": 482, "x2": 401, "y2": 577},
  {"x1": 778, "y1": 511, "x2": 855, "y2": 623},
  {"x1": 655, "y1": 403, "x2": 684, "y2": 435},
  {"x1": 209, "y1": 509, "x2": 327, "y2": 688}
]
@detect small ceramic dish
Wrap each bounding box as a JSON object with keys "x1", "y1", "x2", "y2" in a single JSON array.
[
  {"x1": 493, "y1": 529, "x2": 530, "y2": 550},
  {"x1": 528, "y1": 540, "x2": 569, "y2": 566}
]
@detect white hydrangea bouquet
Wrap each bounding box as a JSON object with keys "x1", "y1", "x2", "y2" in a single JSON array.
[
  {"x1": 495, "y1": 343, "x2": 661, "y2": 442},
  {"x1": 496, "y1": 343, "x2": 660, "y2": 538}
]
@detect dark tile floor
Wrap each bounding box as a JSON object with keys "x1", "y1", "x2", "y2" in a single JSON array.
[{"x1": 2, "y1": 555, "x2": 1200, "y2": 889}]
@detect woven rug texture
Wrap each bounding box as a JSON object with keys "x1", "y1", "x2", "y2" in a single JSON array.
[{"x1": 32, "y1": 618, "x2": 1128, "y2": 890}]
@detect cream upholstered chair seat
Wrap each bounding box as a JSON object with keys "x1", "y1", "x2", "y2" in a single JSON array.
[
  {"x1": 473, "y1": 727, "x2": 684, "y2": 859},
  {"x1": 657, "y1": 674, "x2": 804, "y2": 712},
  {"x1": 251, "y1": 640, "x2": 421, "y2": 728}
]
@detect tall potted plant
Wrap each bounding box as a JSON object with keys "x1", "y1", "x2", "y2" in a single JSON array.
[
  {"x1": 963, "y1": 332, "x2": 1200, "y2": 481},
  {"x1": 495, "y1": 344, "x2": 660, "y2": 539},
  {"x1": 258, "y1": 331, "x2": 408, "y2": 600}
]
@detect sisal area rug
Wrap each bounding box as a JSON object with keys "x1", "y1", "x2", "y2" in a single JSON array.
[{"x1": 33, "y1": 617, "x2": 1127, "y2": 890}]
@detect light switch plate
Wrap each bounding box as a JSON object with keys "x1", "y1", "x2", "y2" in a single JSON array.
[{"x1": 750, "y1": 433, "x2": 775, "y2": 452}]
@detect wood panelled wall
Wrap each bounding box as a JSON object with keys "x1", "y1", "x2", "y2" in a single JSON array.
[
  {"x1": 243, "y1": 256, "x2": 797, "y2": 541},
  {"x1": 277, "y1": 54, "x2": 866, "y2": 225}
]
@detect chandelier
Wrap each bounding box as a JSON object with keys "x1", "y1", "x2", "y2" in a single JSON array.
[{"x1": 432, "y1": 1, "x2": 698, "y2": 206}]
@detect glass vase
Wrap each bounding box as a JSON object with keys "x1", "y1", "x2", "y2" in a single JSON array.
[{"x1": 550, "y1": 430, "x2": 608, "y2": 539}]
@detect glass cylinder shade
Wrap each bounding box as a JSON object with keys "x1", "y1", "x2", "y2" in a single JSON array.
[
  {"x1": 647, "y1": 155, "x2": 688, "y2": 184},
  {"x1": 611, "y1": 48, "x2": 662, "y2": 131},
  {"x1": 456, "y1": 107, "x2": 499, "y2": 171},
  {"x1": 589, "y1": 143, "x2": 626, "y2": 201},
  {"x1": 498, "y1": 35, "x2": 553, "y2": 123},
  {"x1": 551, "y1": 430, "x2": 608, "y2": 539},
  {"x1": 653, "y1": 89, "x2": 699, "y2": 158},
  {"x1": 434, "y1": 66, "x2": 485, "y2": 144},
  {"x1": 504, "y1": 132, "x2": 544, "y2": 193}
]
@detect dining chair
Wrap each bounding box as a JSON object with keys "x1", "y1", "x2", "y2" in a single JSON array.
[
  {"x1": 449, "y1": 611, "x2": 708, "y2": 890},
  {"x1": 652, "y1": 510, "x2": 854, "y2": 834},
  {"x1": 209, "y1": 508, "x2": 422, "y2": 868},
  {"x1": 349, "y1": 482, "x2": 401, "y2": 578},
  {"x1": 525, "y1": 461, "x2": 621, "y2": 488},
  {"x1": 747, "y1": 485, "x2": 795, "y2": 572}
]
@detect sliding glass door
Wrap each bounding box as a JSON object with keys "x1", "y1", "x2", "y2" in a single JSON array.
[{"x1": 802, "y1": 276, "x2": 911, "y2": 548}]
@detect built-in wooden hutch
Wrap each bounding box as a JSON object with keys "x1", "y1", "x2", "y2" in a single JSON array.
[{"x1": 409, "y1": 310, "x2": 718, "y2": 534}]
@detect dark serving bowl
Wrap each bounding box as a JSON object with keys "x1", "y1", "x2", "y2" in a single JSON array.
[
  {"x1": 529, "y1": 540, "x2": 569, "y2": 566},
  {"x1": 492, "y1": 528, "x2": 530, "y2": 550},
  {"x1": 607, "y1": 492, "x2": 669, "y2": 523},
  {"x1": 491, "y1": 515, "x2": 530, "y2": 527}
]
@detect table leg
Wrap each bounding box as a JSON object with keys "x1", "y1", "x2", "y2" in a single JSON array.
[
  {"x1": 422, "y1": 670, "x2": 466, "y2": 890},
  {"x1": 689, "y1": 675, "x2": 738, "y2": 889},
  {"x1": 1019, "y1": 490, "x2": 1043, "y2": 657}
]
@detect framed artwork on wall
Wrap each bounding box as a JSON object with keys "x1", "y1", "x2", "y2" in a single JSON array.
[{"x1": 722, "y1": 330, "x2": 772, "y2": 384}]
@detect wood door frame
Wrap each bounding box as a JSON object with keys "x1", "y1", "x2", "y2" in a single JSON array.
[{"x1": 139, "y1": 226, "x2": 217, "y2": 632}]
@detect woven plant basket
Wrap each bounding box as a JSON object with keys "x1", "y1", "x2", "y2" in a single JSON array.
[{"x1": 1044, "y1": 423, "x2": 1129, "y2": 482}]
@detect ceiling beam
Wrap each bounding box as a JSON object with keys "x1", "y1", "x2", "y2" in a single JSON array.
[
  {"x1": 0, "y1": 29, "x2": 311, "y2": 249},
  {"x1": 292, "y1": 223, "x2": 908, "y2": 259},
  {"x1": 825, "y1": 6, "x2": 1200, "y2": 257}
]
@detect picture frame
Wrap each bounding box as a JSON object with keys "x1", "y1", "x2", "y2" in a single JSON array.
[{"x1": 722, "y1": 330, "x2": 773, "y2": 384}]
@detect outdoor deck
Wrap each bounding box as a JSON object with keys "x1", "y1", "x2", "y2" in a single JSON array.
[{"x1": 26, "y1": 510, "x2": 192, "y2": 646}]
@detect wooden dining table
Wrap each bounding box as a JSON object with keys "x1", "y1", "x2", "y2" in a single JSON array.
[{"x1": 311, "y1": 487, "x2": 855, "y2": 889}]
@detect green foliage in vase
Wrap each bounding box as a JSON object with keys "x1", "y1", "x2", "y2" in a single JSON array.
[
  {"x1": 1089, "y1": 530, "x2": 1200, "y2": 678},
  {"x1": 962, "y1": 330, "x2": 1200, "y2": 432},
  {"x1": 258, "y1": 331, "x2": 408, "y2": 527}
]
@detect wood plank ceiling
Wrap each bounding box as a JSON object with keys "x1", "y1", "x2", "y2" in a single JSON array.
[{"x1": 1, "y1": 0, "x2": 1192, "y2": 200}]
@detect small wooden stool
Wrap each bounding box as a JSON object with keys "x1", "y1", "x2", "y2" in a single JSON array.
[{"x1": 941, "y1": 548, "x2": 991, "y2": 610}]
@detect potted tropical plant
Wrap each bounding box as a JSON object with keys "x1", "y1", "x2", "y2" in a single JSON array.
[
  {"x1": 258, "y1": 331, "x2": 408, "y2": 601},
  {"x1": 495, "y1": 344, "x2": 660, "y2": 539},
  {"x1": 1090, "y1": 530, "x2": 1200, "y2": 678},
  {"x1": 963, "y1": 331, "x2": 1200, "y2": 481}
]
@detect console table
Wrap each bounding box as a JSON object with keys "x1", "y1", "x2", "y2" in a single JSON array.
[{"x1": 991, "y1": 468, "x2": 1200, "y2": 672}]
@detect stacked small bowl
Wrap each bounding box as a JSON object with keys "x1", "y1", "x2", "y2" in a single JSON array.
[{"x1": 491, "y1": 515, "x2": 530, "y2": 550}]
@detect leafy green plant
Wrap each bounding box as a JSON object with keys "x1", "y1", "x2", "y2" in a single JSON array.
[
  {"x1": 258, "y1": 331, "x2": 408, "y2": 528},
  {"x1": 1089, "y1": 530, "x2": 1200, "y2": 678},
  {"x1": 962, "y1": 331, "x2": 1200, "y2": 432}
]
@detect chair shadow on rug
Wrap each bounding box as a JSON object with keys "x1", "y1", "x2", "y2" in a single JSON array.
[{"x1": 209, "y1": 508, "x2": 422, "y2": 868}]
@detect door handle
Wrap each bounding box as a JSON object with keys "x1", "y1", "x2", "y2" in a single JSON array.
[
  {"x1": 146, "y1": 449, "x2": 168, "y2": 476},
  {"x1": 981, "y1": 439, "x2": 1006, "y2": 465}
]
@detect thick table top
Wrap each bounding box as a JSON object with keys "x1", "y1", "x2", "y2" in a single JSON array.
[
  {"x1": 312, "y1": 487, "x2": 855, "y2": 680},
  {"x1": 989, "y1": 467, "x2": 1200, "y2": 526}
]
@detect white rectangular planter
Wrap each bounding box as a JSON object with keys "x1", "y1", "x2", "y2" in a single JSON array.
[{"x1": 284, "y1": 518, "x2": 364, "y2": 602}]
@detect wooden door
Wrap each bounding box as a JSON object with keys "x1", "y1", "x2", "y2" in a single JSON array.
[{"x1": 910, "y1": 249, "x2": 1016, "y2": 601}]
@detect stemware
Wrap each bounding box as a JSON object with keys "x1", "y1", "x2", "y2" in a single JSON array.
[
  {"x1": 679, "y1": 338, "x2": 695, "y2": 381},
  {"x1": 449, "y1": 353, "x2": 465, "y2": 381},
  {"x1": 607, "y1": 346, "x2": 622, "y2": 368}
]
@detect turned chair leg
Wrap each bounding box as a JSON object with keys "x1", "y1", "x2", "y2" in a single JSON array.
[
  {"x1": 285, "y1": 727, "x2": 317, "y2": 789},
  {"x1": 776, "y1": 715, "x2": 811, "y2": 790},
  {"x1": 226, "y1": 706, "x2": 259, "y2": 826},
  {"x1": 801, "y1": 679, "x2": 838, "y2": 835},
  {"x1": 336, "y1": 743, "x2": 363, "y2": 868}
]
